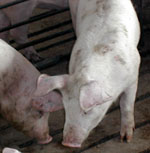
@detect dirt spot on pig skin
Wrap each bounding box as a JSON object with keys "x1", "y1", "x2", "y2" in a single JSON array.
[
  {"x1": 71, "y1": 49, "x2": 82, "y2": 73},
  {"x1": 81, "y1": 9, "x2": 97, "y2": 20},
  {"x1": 94, "y1": 44, "x2": 112, "y2": 55},
  {"x1": 114, "y1": 55, "x2": 126, "y2": 65},
  {"x1": 1, "y1": 108, "x2": 26, "y2": 131}
]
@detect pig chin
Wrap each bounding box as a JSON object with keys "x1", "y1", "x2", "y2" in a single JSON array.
[{"x1": 62, "y1": 126, "x2": 88, "y2": 148}]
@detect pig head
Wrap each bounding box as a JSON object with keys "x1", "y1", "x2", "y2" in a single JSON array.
[
  {"x1": 34, "y1": 74, "x2": 113, "y2": 147},
  {"x1": 0, "y1": 39, "x2": 63, "y2": 144},
  {"x1": 34, "y1": 0, "x2": 141, "y2": 148}
]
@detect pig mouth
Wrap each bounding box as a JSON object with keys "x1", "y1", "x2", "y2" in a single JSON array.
[{"x1": 62, "y1": 141, "x2": 81, "y2": 148}]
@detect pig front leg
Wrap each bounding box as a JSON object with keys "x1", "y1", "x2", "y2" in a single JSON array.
[
  {"x1": 10, "y1": 26, "x2": 43, "y2": 63},
  {"x1": 7, "y1": 1, "x2": 43, "y2": 63},
  {"x1": 120, "y1": 81, "x2": 138, "y2": 142},
  {"x1": 38, "y1": 0, "x2": 69, "y2": 10}
]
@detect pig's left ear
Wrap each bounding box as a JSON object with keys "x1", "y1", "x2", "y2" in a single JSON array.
[
  {"x1": 34, "y1": 74, "x2": 69, "y2": 97},
  {"x1": 79, "y1": 81, "x2": 112, "y2": 112}
]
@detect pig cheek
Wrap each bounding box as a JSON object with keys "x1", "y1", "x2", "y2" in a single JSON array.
[{"x1": 31, "y1": 113, "x2": 52, "y2": 144}]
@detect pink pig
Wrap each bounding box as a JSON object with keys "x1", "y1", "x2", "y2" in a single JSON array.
[
  {"x1": 0, "y1": 39, "x2": 63, "y2": 144},
  {"x1": 2, "y1": 148, "x2": 21, "y2": 153},
  {"x1": 0, "y1": 0, "x2": 68, "y2": 62},
  {"x1": 34, "y1": 0, "x2": 141, "y2": 148}
]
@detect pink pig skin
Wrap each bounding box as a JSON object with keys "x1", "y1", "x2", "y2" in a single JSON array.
[
  {"x1": 0, "y1": 0, "x2": 68, "y2": 63},
  {"x1": 0, "y1": 39, "x2": 63, "y2": 144},
  {"x1": 2, "y1": 148, "x2": 21, "y2": 153}
]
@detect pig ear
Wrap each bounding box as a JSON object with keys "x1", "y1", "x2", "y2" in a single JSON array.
[
  {"x1": 2, "y1": 148, "x2": 21, "y2": 153},
  {"x1": 34, "y1": 74, "x2": 69, "y2": 97},
  {"x1": 79, "y1": 81, "x2": 112, "y2": 112}
]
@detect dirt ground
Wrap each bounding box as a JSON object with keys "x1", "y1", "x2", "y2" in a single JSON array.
[{"x1": 0, "y1": 2, "x2": 150, "y2": 153}]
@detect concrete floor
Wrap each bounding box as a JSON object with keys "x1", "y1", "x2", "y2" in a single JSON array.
[{"x1": 0, "y1": 5, "x2": 150, "y2": 153}]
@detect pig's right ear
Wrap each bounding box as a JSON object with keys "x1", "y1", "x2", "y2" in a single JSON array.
[
  {"x1": 34, "y1": 74, "x2": 69, "y2": 97},
  {"x1": 79, "y1": 81, "x2": 112, "y2": 112}
]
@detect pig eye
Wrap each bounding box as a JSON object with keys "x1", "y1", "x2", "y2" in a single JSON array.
[
  {"x1": 83, "y1": 109, "x2": 93, "y2": 115},
  {"x1": 83, "y1": 111, "x2": 87, "y2": 115}
]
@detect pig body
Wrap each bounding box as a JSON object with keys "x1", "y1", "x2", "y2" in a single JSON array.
[
  {"x1": 34, "y1": 0, "x2": 141, "y2": 148},
  {"x1": 0, "y1": 39, "x2": 63, "y2": 144},
  {"x1": 0, "y1": 0, "x2": 68, "y2": 62}
]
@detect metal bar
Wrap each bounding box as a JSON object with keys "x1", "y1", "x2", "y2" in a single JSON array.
[
  {"x1": 0, "y1": 0, "x2": 29, "y2": 9},
  {"x1": 0, "y1": 8, "x2": 69, "y2": 32},
  {"x1": 18, "y1": 128, "x2": 63, "y2": 148},
  {"x1": 37, "y1": 36, "x2": 76, "y2": 52},
  {"x1": 16, "y1": 28, "x2": 73, "y2": 50},
  {"x1": 10, "y1": 19, "x2": 72, "y2": 44},
  {"x1": 18, "y1": 139, "x2": 35, "y2": 148},
  {"x1": 35, "y1": 53, "x2": 70, "y2": 71},
  {"x1": 28, "y1": 20, "x2": 72, "y2": 38},
  {"x1": 140, "y1": 149, "x2": 150, "y2": 153}
]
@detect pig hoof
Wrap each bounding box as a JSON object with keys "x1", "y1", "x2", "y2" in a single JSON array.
[
  {"x1": 120, "y1": 126, "x2": 135, "y2": 143},
  {"x1": 62, "y1": 142, "x2": 81, "y2": 148},
  {"x1": 120, "y1": 124, "x2": 135, "y2": 143},
  {"x1": 38, "y1": 136, "x2": 53, "y2": 144},
  {"x1": 120, "y1": 135, "x2": 132, "y2": 143}
]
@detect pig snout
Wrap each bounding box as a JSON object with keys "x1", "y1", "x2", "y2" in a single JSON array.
[
  {"x1": 29, "y1": 113, "x2": 52, "y2": 144},
  {"x1": 34, "y1": 123, "x2": 52, "y2": 144},
  {"x1": 62, "y1": 125, "x2": 87, "y2": 148},
  {"x1": 37, "y1": 134, "x2": 52, "y2": 145}
]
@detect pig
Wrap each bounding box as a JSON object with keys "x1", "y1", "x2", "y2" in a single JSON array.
[
  {"x1": 2, "y1": 148, "x2": 21, "y2": 153},
  {"x1": 0, "y1": 39, "x2": 63, "y2": 144},
  {"x1": 0, "y1": 0, "x2": 68, "y2": 63},
  {"x1": 34, "y1": 0, "x2": 141, "y2": 148}
]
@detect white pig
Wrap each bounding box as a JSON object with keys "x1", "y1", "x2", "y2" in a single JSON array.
[
  {"x1": 34, "y1": 0, "x2": 141, "y2": 148},
  {"x1": 0, "y1": 0, "x2": 68, "y2": 62},
  {"x1": 2, "y1": 148, "x2": 21, "y2": 153},
  {"x1": 0, "y1": 39, "x2": 63, "y2": 144}
]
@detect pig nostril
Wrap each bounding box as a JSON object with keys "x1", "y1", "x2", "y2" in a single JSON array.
[{"x1": 62, "y1": 141, "x2": 81, "y2": 148}]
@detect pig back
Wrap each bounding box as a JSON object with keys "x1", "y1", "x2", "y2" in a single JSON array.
[{"x1": 0, "y1": 39, "x2": 40, "y2": 111}]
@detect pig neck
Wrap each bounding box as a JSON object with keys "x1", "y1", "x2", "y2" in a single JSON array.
[{"x1": 69, "y1": 32, "x2": 127, "y2": 104}]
